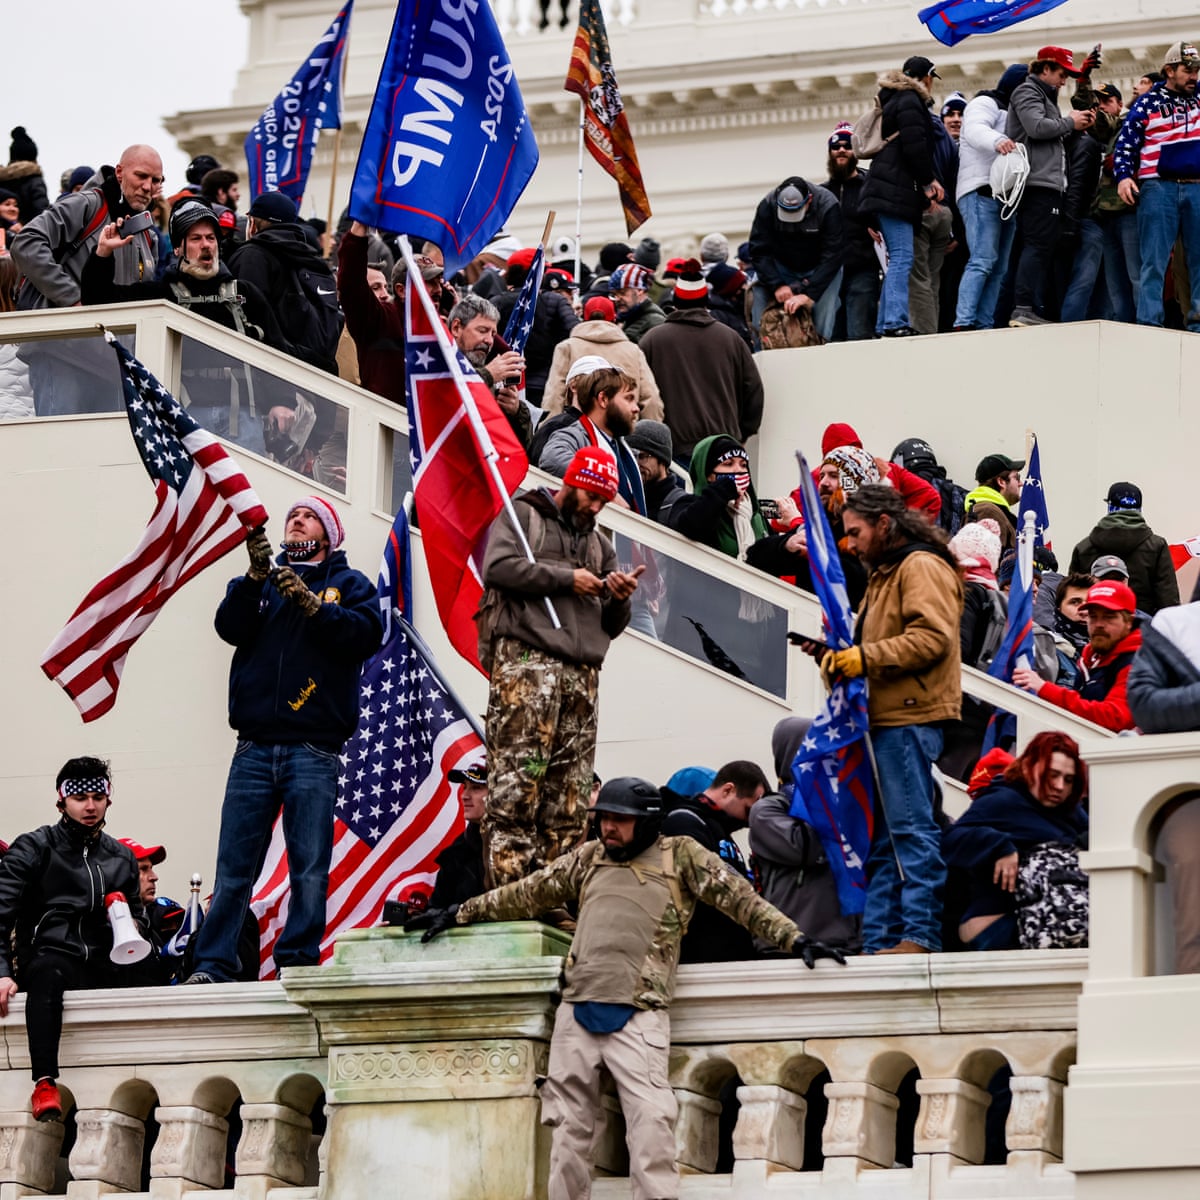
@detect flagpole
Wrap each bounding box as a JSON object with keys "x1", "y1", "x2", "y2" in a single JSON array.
[
  {"x1": 400, "y1": 237, "x2": 561, "y2": 631},
  {"x1": 574, "y1": 100, "x2": 586, "y2": 286},
  {"x1": 540, "y1": 210, "x2": 556, "y2": 253},
  {"x1": 324, "y1": 29, "x2": 351, "y2": 258}
]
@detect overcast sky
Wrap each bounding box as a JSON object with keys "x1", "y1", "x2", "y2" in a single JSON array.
[{"x1": 7, "y1": 0, "x2": 250, "y2": 193}]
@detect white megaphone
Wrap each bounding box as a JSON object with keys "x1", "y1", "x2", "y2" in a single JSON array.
[{"x1": 105, "y1": 892, "x2": 152, "y2": 964}]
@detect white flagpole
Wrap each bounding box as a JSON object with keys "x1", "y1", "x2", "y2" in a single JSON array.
[
  {"x1": 400, "y1": 237, "x2": 561, "y2": 630},
  {"x1": 574, "y1": 99, "x2": 586, "y2": 286}
]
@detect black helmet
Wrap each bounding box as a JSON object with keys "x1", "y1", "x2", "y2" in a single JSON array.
[
  {"x1": 170, "y1": 200, "x2": 219, "y2": 246},
  {"x1": 594, "y1": 777, "x2": 662, "y2": 819},
  {"x1": 891, "y1": 437, "x2": 937, "y2": 470},
  {"x1": 186, "y1": 154, "x2": 221, "y2": 186}
]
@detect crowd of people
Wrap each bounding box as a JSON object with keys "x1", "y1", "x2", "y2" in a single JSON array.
[{"x1": 2, "y1": 37, "x2": 1200, "y2": 1190}]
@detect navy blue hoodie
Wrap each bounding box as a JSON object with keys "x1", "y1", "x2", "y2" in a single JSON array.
[{"x1": 216, "y1": 550, "x2": 384, "y2": 749}]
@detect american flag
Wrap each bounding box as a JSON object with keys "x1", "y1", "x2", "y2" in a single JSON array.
[
  {"x1": 406, "y1": 257, "x2": 528, "y2": 673},
  {"x1": 250, "y1": 507, "x2": 482, "y2": 977},
  {"x1": 789, "y1": 451, "x2": 875, "y2": 916},
  {"x1": 40, "y1": 337, "x2": 268, "y2": 723},
  {"x1": 502, "y1": 244, "x2": 545, "y2": 356}
]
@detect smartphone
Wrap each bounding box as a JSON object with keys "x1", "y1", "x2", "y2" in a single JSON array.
[
  {"x1": 787, "y1": 632, "x2": 830, "y2": 653},
  {"x1": 759, "y1": 498, "x2": 781, "y2": 521},
  {"x1": 120, "y1": 211, "x2": 155, "y2": 237}
]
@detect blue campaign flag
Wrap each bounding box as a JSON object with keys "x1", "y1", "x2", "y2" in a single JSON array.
[
  {"x1": 789, "y1": 453, "x2": 875, "y2": 915},
  {"x1": 503, "y1": 244, "x2": 545, "y2": 354},
  {"x1": 244, "y1": 0, "x2": 353, "y2": 201},
  {"x1": 348, "y1": 0, "x2": 539, "y2": 278},
  {"x1": 1019, "y1": 434, "x2": 1050, "y2": 550},
  {"x1": 919, "y1": 0, "x2": 1071, "y2": 48}
]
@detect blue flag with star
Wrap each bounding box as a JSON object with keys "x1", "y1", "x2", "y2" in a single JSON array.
[
  {"x1": 503, "y1": 244, "x2": 545, "y2": 354},
  {"x1": 1019, "y1": 434, "x2": 1050, "y2": 551},
  {"x1": 919, "y1": 0, "x2": 1071, "y2": 47},
  {"x1": 789, "y1": 453, "x2": 875, "y2": 915}
]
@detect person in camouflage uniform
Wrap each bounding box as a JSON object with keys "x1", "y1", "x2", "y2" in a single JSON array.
[
  {"x1": 408, "y1": 778, "x2": 844, "y2": 1200},
  {"x1": 480, "y1": 445, "x2": 643, "y2": 887}
]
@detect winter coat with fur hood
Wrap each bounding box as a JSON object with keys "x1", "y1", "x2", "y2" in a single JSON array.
[
  {"x1": 859, "y1": 72, "x2": 937, "y2": 225},
  {"x1": 0, "y1": 160, "x2": 49, "y2": 225}
]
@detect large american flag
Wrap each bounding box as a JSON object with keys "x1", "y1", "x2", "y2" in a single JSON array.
[
  {"x1": 406, "y1": 258, "x2": 527, "y2": 673},
  {"x1": 250, "y1": 507, "x2": 482, "y2": 977},
  {"x1": 40, "y1": 337, "x2": 268, "y2": 722},
  {"x1": 789, "y1": 451, "x2": 875, "y2": 916}
]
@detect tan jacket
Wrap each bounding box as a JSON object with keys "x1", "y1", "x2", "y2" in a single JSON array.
[
  {"x1": 542, "y1": 320, "x2": 664, "y2": 420},
  {"x1": 858, "y1": 544, "x2": 963, "y2": 727}
]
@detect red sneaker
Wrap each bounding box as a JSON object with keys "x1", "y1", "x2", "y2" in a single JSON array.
[{"x1": 31, "y1": 1079, "x2": 61, "y2": 1123}]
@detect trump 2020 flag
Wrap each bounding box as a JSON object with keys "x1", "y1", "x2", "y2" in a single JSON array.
[
  {"x1": 789, "y1": 452, "x2": 874, "y2": 916},
  {"x1": 348, "y1": 0, "x2": 539, "y2": 278},
  {"x1": 1019, "y1": 434, "x2": 1050, "y2": 551},
  {"x1": 919, "y1": 0, "x2": 1071, "y2": 48},
  {"x1": 251, "y1": 506, "x2": 482, "y2": 978},
  {"x1": 244, "y1": 0, "x2": 353, "y2": 201},
  {"x1": 40, "y1": 337, "x2": 268, "y2": 722}
]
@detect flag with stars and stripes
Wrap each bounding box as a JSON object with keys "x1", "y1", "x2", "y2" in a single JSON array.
[
  {"x1": 251, "y1": 506, "x2": 482, "y2": 977},
  {"x1": 244, "y1": 0, "x2": 353, "y2": 201},
  {"x1": 502, "y1": 244, "x2": 545, "y2": 355},
  {"x1": 40, "y1": 337, "x2": 268, "y2": 723},
  {"x1": 406, "y1": 265, "x2": 528, "y2": 673},
  {"x1": 788, "y1": 452, "x2": 874, "y2": 916},
  {"x1": 1019, "y1": 433, "x2": 1050, "y2": 550}
]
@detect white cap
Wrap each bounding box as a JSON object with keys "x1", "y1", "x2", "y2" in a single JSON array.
[{"x1": 566, "y1": 355, "x2": 614, "y2": 384}]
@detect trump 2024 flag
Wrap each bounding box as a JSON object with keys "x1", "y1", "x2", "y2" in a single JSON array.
[
  {"x1": 919, "y1": 0, "x2": 1071, "y2": 48},
  {"x1": 348, "y1": 0, "x2": 539, "y2": 277}
]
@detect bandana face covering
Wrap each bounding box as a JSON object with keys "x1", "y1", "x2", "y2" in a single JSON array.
[
  {"x1": 732, "y1": 472, "x2": 751, "y2": 496},
  {"x1": 282, "y1": 539, "x2": 322, "y2": 562}
]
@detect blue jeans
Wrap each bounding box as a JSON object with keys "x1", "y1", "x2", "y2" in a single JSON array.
[
  {"x1": 876, "y1": 215, "x2": 915, "y2": 332},
  {"x1": 1136, "y1": 179, "x2": 1200, "y2": 329},
  {"x1": 191, "y1": 740, "x2": 339, "y2": 979},
  {"x1": 1059, "y1": 218, "x2": 1105, "y2": 323},
  {"x1": 1099, "y1": 209, "x2": 1140, "y2": 323},
  {"x1": 751, "y1": 270, "x2": 843, "y2": 342},
  {"x1": 956, "y1": 190, "x2": 1017, "y2": 328},
  {"x1": 863, "y1": 723, "x2": 946, "y2": 953},
  {"x1": 838, "y1": 266, "x2": 881, "y2": 341}
]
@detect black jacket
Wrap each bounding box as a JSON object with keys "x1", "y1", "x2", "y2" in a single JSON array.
[
  {"x1": 748, "y1": 177, "x2": 845, "y2": 301},
  {"x1": 643, "y1": 472, "x2": 686, "y2": 525},
  {"x1": 1062, "y1": 130, "x2": 1104, "y2": 236},
  {"x1": 860, "y1": 72, "x2": 937, "y2": 224},
  {"x1": 0, "y1": 817, "x2": 141, "y2": 979},
  {"x1": 429, "y1": 825, "x2": 487, "y2": 909},
  {"x1": 216, "y1": 550, "x2": 384, "y2": 749},
  {"x1": 1127, "y1": 615, "x2": 1200, "y2": 733},
  {"x1": 821, "y1": 171, "x2": 878, "y2": 276}
]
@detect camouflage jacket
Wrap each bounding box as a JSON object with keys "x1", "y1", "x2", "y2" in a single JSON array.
[{"x1": 457, "y1": 836, "x2": 800, "y2": 1009}]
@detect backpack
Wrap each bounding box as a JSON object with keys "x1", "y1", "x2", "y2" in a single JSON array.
[
  {"x1": 851, "y1": 98, "x2": 898, "y2": 160},
  {"x1": 1014, "y1": 842, "x2": 1089, "y2": 950},
  {"x1": 168, "y1": 277, "x2": 254, "y2": 339},
  {"x1": 933, "y1": 477, "x2": 969, "y2": 537},
  {"x1": 276, "y1": 257, "x2": 343, "y2": 367},
  {"x1": 974, "y1": 589, "x2": 1008, "y2": 671},
  {"x1": 758, "y1": 303, "x2": 825, "y2": 350}
]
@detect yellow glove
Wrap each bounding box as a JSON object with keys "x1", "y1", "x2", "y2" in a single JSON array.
[{"x1": 820, "y1": 647, "x2": 865, "y2": 685}]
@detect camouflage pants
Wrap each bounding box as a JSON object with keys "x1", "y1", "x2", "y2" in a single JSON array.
[{"x1": 484, "y1": 637, "x2": 599, "y2": 887}]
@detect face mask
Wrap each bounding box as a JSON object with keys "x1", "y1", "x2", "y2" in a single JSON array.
[
  {"x1": 732, "y1": 472, "x2": 751, "y2": 496},
  {"x1": 281, "y1": 539, "x2": 322, "y2": 562}
]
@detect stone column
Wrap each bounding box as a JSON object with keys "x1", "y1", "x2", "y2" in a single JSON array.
[
  {"x1": 233, "y1": 1103, "x2": 312, "y2": 1200},
  {"x1": 913, "y1": 1078, "x2": 992, "y2": 1165},
  {"x1": 822, "y1": 1080, "x2": 900, "y2": 1169},
  {"x1": 0, "y1": 1111, "x2": 65, "y2": 1195},
  {"x1": 148, "y1": 1105, "x2": 229, "y2": 1197},
  {"x1": 67, "y1": 1108, "x2": 145, "y2": 1195},
  {"x1": 673, "y1": 1089, "x2": 722, "y2": 1174},
  {"x1": 1007, "y1": 1075, "x2": 1064, "y2": 1164},
  {"x1": 731, "y1": 1084, "x2": 806, "y2": 1171}
]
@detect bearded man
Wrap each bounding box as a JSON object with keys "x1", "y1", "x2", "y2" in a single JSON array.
[{"x1": 449, "y1": 292, "x2": 532, "y2": 448}]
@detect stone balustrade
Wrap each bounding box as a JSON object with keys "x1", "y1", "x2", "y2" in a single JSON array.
[{"x1": 0, "y1": 926, "x2": 1087, "y2": 1198}]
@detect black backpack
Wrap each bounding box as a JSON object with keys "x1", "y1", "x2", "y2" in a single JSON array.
[
  {"x1": 276, "y1": 257, "x2": 343, "y2": 370},
  {"x1": 933, "y1": 477, "x2": 969, "y2": 537}
]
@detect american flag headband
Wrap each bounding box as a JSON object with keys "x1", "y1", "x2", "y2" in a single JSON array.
[{"x1": 59, "y1": 778, "x2": 111, "y2": 799}]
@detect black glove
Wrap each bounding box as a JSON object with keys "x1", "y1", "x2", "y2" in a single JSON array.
[
  {"x1": 404, "y1": 904, "x2": 460, "y2": 943},
  {"x1": 709, "y1": 473, "x2": 740, "y2": 505},
  {"x1": 792, "y1": 936, "x2": 847, "y2": 969},
  {"x1": 270, "y1": 566, "x2": 322, "y2": 616},
  {"x1": 245, "y1": 527, "x2": 273, "y2": 581}
]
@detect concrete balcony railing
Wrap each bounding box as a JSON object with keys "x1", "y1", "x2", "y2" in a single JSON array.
[{"x1": 0, "y1": 928, "x2": 1086, "y2": 1199}]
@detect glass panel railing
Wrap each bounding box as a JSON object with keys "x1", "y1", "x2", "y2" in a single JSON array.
[
  {"x1": 610, "y1": 530, "x2": 789, "y2": 697},
  {"x1": 386, "y1": 424, "x2": 413, "y2": 516},
  {"x1": 179, "y1": 335, "x2": 347, "y2": 494},
  {"x1": 0, "y1": 330, "x2": 133, "y2": 419}
]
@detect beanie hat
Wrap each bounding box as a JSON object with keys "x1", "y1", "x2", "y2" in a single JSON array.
[
  {"x1": 707, "y1": 261, "x2": 748, "y2": 298},
  {"x1": 609, "y1": 262, "x2": 653, "y2": 291},
  {"x1": 829, "y1": 121, "x2": 855, "y2": 148},
  {"x1": 598, "y1": 241, "x2": 633, "y2": 273},
  {"x1": 634, "y1": 237, "x2": 661, "y2": 270},
  {"x1": 940, "y1": 91, "x2": 967, "y2": 116},
  {"x1": 672, "y1": 258, "x2": 708, "y2": 307},
  {"x1": 704, "y1": 435, "x2": 747, "y2": 476},
  {"x1": 699, "y1": 233, "x2": 730, "y2": 264},
  {"x1": 821, "y1": 422, "x2": 862, "y2": 457},
  {"x1": 0, "y1": 187, "x2": 17, "y2": 205},
  {"x1": 996, "y1": 64, "x2": 1029, "y2": 102},
  {"x1": 9, "y1": 127, "x2": 37, "y2": 163},
  {"x1": 626, "y1": 419, "x2": 673, "y2": 465},
  {"x1": 67, "y1": 165, "x2": 95, "y2": 190},
  {"x1": 564, "y1": 446, "x2": 619, "y2": 501},
  {"x1": 823, "y1": 446, "x2": 880, "y2": 496},
  {"x1": 565, "y1": 354, "x2": 615, "y2": 385},
  {"x1": 287, "y1": 496, "x2": 345, "y2": 550},
  {"x1": 583, "y1": 295, "x2": 617, "y2": 321},
  {"x1": 248, "y1": 191, "x2": 299, "y2": 224},
  {"x1": 968, "y1": 748, "x2": 1014, "y2": 797},
  {"x1": 950, "y1": 518, "x2": 1002, "y2": 574}
]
